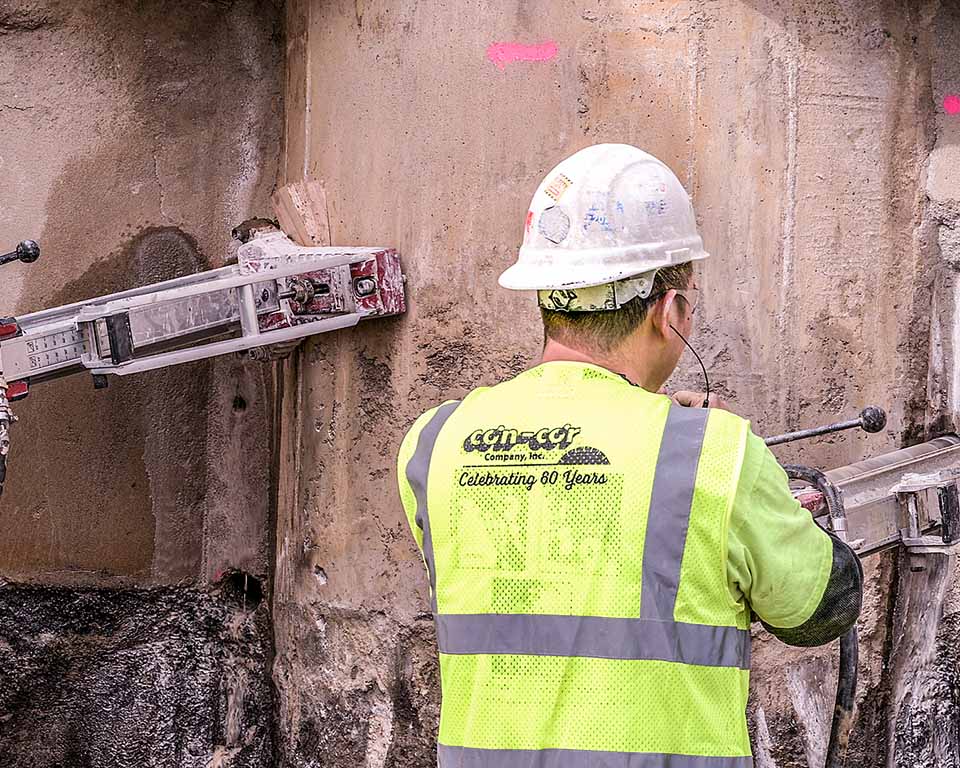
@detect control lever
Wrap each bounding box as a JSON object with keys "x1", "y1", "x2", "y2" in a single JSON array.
[
  {"x1": 0, "y1": 240, "x2": 41, "y2": 268},
  {"x1": 764, "y1": 406, "x2": 886, "y2": 447}
]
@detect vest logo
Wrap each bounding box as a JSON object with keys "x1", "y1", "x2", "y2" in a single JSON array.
[{"x1": 463, "y1": 424, "x2": 582, "y2": 453}]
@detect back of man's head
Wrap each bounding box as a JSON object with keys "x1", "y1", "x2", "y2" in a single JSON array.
[{"x1": 540, "y1": 262, "x2": 693, "y2": 354}]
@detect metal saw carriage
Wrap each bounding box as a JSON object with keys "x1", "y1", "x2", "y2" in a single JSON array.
[{"x1": 0, "y1": 225, "x2": 406, "y2": 494}]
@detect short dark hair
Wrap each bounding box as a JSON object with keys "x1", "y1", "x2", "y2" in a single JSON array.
[{"x1": 540, "y1": 262, "x2": 693, "y2": 353}]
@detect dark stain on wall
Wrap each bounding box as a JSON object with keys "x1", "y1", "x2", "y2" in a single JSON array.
[
  {"x1": 0, "y1": 0, "x2": 283, "y2": 584},
  {"x1": 0, "y1": 580, "x2": 275, "y2": 767},
  {"x1": 2, "y1": 226, "x2": 213, "y2": 581}
]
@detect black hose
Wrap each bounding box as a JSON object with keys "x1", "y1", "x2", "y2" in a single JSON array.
[
  {"x1": 828, "y1": 627, "x2": 858, "y2": 764},
  {"x1": 783, "y1": 465, "x2": 847, "y2": 540},
  {"x1": 783, "y1": 464, "x2": 856, "y2": 768}
]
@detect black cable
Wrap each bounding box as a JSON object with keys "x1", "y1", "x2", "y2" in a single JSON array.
[
  {"x1": 669, "y1": 323, "x2": 710, "y2": 408},
  {"x1": 829, "y1": 627, "x2": 858, "y2": 766}
]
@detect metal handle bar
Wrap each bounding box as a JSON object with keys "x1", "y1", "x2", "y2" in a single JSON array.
[
  {"x1": 0, "y1": 240, "x2": 40, "y2": 267},
  {"x1": 765, "y1": 406, "x2": 886, "y2": 447}
]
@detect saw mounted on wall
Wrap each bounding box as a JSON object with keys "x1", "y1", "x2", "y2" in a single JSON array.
[
  {"x1": 0, "y1": 224, "x2": 406, "y2": 496},
  {"x1": 762, "y1": 411, "x2": 960, "y2": 767}
]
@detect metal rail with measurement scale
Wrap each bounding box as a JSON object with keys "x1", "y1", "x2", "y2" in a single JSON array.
[{"x1": 0, "y1": 225, "x2": 406, "y2": 495}]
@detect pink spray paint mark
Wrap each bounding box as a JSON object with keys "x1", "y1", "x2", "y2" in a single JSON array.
[
  {"x1": 944, "y1": 94, "x2": 960, "y2": 116},
  {"x1": 486, "y1": 41, "x2": 559, "y2": 70}
]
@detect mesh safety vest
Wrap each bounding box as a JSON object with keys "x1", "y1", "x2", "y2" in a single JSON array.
[{"x1": 399, "y1": 362, "x2": 753, "y2": 767}]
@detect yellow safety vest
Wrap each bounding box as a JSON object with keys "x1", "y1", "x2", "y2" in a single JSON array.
[{"x1": 398, "y1": 362, "x2": 752, "y2": 767}]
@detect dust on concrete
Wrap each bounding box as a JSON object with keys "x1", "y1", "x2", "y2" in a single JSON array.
[
  {"x1": 274, "y1": 607, "x2": 439, "y2": 768},
  {"x1": 0, "y1": 1, "x2": 66, "y2": 33},
  {"x1": 1, "y1": 226, "x2": 216, "y2": 583},
  {"x1": 356, "y1": 343, "x2": 401, "y2": 432},
  {"x1": 884, "y1": 553, "x2": 960, "y2": 766},
  {"x1": 0, "y1": 2, "x2": 283, "y2": 761}
]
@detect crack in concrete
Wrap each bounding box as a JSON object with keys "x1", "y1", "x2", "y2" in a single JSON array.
[
  {"x1": 777, "y1": 28, "x2": 801, "y2": 431},
  {"x1": 152, "y1": 151, "x2": 169, "y2": 222},
  {"x1": 0, "y1": 104, "x2": 34, "y2": 112}
]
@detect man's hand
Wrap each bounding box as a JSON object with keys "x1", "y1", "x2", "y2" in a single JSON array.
[{"x1": 670, "y1": 391, "x2": 730, "y2": 411}]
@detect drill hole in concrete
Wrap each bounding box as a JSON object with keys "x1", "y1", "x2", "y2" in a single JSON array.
[
  {"x1": 233, "y1": 394, "x2": 247, "y2": 412},
  {"x1": 219, "y1": 570, "x2": 264, "y2": 611}
]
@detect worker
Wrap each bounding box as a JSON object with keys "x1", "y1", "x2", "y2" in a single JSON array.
[{"x1": 397, "y1": 143, "x2": 863, "y2": 767}]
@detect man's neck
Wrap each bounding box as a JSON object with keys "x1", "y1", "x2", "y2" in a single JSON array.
[{"x1": 540, "y1": 337, "x2": 660, "y2": 391}]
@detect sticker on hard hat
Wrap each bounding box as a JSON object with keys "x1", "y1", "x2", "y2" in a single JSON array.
[
  {"x1": 544, "y1": 173, "x2": 572, "y2": 201},
  {"x1": 583, "y1": 204, "x2": 614, "y2": 233},
  {"x1": 539, "y1": 285, "x2": 617, "y2": 312},
  {"x1": 537, "y1": 272, "x2": 656, "y2": 312},
  {"x1": 538, "y1": 206, "x2": 570, "y2": 243}
]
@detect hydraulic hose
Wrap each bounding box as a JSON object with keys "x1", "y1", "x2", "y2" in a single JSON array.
[
  {"x1": 828, "y1": 627, "x2": 858, "y2": 765},
  {"x1": 783, "y1": 464, "x2": 856, "y2": 768}
]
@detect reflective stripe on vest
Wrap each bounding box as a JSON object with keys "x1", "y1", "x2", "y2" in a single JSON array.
[
  {"x1": 438, "y1": 745, "x2": 754, "y2": 768},
  {"x1": 406, "y1": 400, "x2": 462, "y2": 612},
  {"x1": 641, "y1": 407, "x2": 709, "y2": 621},
  {"x1": 435, "y1": 613, "x2": 748, "y2": 668}
]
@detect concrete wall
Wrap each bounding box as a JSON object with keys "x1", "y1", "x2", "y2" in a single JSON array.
[
  {"x1": 1, "y1": 1, "x2": 957, "y2": 765},
  {"x1": 0, "y1": 2, "x2": 283, "y2": 765},
  {"x1": 878, "y1": 5, "x2": 960, "y2": 766},
  {"x1": 273, "y1": 1, "x2": 958, "y2": 766},
  {"x1": 0, "y1": 0, "x2": 281, "y2": 586}
]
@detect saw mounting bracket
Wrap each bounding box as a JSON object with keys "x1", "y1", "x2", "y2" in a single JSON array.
[{"x1": 890, "y1": 469, "x2": 960, "y2": 569}]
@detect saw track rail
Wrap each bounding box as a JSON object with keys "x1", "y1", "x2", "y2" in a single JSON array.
[{"x1": 0, "y1": 230, "x2": 405, "y2": 389}]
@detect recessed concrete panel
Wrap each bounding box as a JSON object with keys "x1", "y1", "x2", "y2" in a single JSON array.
[{"x1": 0, "y1": 0, "x2": 283, "y2": 585}]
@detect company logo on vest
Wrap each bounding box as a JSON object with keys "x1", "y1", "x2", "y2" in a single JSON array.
[{"x1": 463, "y1": 424, "x2": 583, "y2": 453}]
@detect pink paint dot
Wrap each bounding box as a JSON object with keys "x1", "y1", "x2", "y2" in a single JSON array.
[
  {"x1": 945, "y1": 94, "x2": 960, "y2": 115},
  {"x1": 486, "y1": 41, "x2": 559, "y2": 71}
]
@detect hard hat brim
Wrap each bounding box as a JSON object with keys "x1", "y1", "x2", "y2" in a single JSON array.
[{"x1": 499, "y1": 247, "x2": 709, "y2": 291}]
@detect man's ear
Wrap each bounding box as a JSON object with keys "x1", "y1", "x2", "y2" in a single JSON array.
[{"x1": 650, "y1": 289, "x2": 678, "y2": 338}]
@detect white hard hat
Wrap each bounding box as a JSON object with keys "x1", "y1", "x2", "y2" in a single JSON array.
[{"x1": 499, "y1": 143, "x2": 708, "y2": 304}]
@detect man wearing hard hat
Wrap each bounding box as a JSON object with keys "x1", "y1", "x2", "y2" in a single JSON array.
[{"x1": 398, "y1": 144, "x2": 862, "y2": 766}]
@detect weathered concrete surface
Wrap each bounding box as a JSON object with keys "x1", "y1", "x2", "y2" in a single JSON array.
[
  {"x1": 883, "y1": 553, "x2": 960, "y2": 767},
  {"x1": 0, "y1": 0, "x2": 283, "y2": 585},
  {"x1": 879, "y1": 3, "x2": 960, "y2": 766},
  {"x1": 0, "y1": 578, "x2": 274, "y2": 767},
  {"x1": 0, "y1": 2, "x2": 284, "y2": 765},
  {"x1": 274, "y1": 1, "x2": 957, "y2": 766}
]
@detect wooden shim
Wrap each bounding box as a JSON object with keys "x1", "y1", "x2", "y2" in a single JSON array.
[{"x1": 271, "y1": 180, "x2": 331, "y2": 247}]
